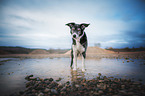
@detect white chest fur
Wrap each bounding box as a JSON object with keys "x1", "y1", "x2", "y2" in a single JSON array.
[{"x1": 72, "y1": 41, "x2": 85, "y2": 54}]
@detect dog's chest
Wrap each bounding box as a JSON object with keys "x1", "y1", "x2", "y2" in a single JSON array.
[{"x1": 73, "y1": 41, "x2": 85, "y2": 53}]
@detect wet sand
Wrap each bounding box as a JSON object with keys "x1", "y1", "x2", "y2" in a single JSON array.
[{"x1": 0, "y1": 51, "x2": 145, "y2": 59}]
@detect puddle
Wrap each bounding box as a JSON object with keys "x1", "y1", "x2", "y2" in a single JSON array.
[{"x1": 0, "y1": 57, "x2": 145, "y2": 96}]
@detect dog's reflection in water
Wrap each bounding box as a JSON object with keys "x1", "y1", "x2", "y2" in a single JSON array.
[{"x1": 70, "y1": 69, "x2": 85, "y2": 86}]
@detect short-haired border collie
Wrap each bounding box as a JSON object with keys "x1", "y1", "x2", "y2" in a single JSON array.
[{"x1": 66, "y1": 22, "x2": 89, "y2": 72}]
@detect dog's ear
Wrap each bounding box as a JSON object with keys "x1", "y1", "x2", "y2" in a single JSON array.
[
  {"x1": 65, "y1": 22, "x2": 75, "y2": 28},
  {"x1": 80, "y1": 23, "x2": 90, "y2": 29}
]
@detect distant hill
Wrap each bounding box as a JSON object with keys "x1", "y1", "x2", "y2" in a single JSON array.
[
  {"x1": 47, "y1": 49, "x2": 69, "y2": 54},
  {"x1": 0, "y1": 46, "x2": 69, "y2": 55},
  {"x1": 87, "y1": 47, "x2": 115, "y2": 54},
  {"x1": 64, "y1": 47, "x2": 115, "y2": 55},
  {"x1": 29, "y1": 49, "x2": 49, "y2": 54},
  {"x1": 106, "y1": 47, "x2": 145, "y2": 52},
  {"x1": 0, "y1": 46, "x2": 33, "y2": 54}
]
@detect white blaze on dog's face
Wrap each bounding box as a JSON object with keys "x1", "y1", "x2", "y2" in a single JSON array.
[{"x1": 66, "y1": 22, "x2": 89, "y2": 41}]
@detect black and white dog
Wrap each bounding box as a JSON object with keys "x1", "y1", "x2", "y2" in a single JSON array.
[{"x1": 66, "y1": 22, "x2": 89, "y2": 72}]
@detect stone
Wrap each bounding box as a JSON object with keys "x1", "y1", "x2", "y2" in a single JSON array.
[
  {"x1": 33, "y1": 83, "x2": 39, "y2": 88},
  {"x1": 25, "y1": 75, "x2": 33, "y2": 80},
  {"x1": 98, "y1": 73, "x2": 102, "y2": 76},
  {"x1": 61, "y1": 87, "x2": 66, "y2": 91},
  {"x1": 97, "y1": 84, "x2": 101, "y2": 88},
  {"x1": 127, "y1": 60, "x2": 130, "y2": 62},
  {"x1": 103, "y1": 84, "x2": 107, "y2": 90},
  {"x1": 75, "y1": 84, "x2": 80, "y2": 88},
  {"x1": 19, "y1": 75, "x2": 145, "y2": 96},
  {"x1": 44, "y1": 88, "x2": 50, "y2": 93},
  {"x1": 66, "y1": 81, "x2": 70, "y2": 85},
  {"x1": 133, "y1": 82, "x2": 140, "y2": 85},
  {"x1": 98, "y1": 90, "x2": 103, "y2": 94},
  {"x1": 25, "y1": 86, "x2": 32, "y2": 91},
  {"x1": 45, "y1": 80, "x2": 51, "y2": 84},
  {"x1": 29, "y1": 77, "x2": 36, "y2": 80},
  {"x1": 26, "y1": 82, "x2": 31, "y2": 87},
  {"x1": 99, "y1": 80, "x2": 104, "y2": 83},
  {"x1": 49, "y1": 78, "x2": 53, "y2": 82},
  {"x1": 36, "y1": 77, "x2": 41, "y2": 81},
  {"x1": 38, "y1": 92, "x2": 44, "y2": 96},
  {"x1": 32, "y1": 89, "x2": 36, "y2": 93},
  {"x1": 51, "y1": 89, "x2": 58, "y2": 94},
  {"x1": 121, "y1": 85, "x2": 125, "y2": 89},
  {"x1": 127, "y1": 92, "x2": 134, "y2": 95},
  {"x1": 82, "y1": 83, "x2": 87, "y2": 86},
  {"x1": 93, "y1": 92, "x2": 100, "y2": 95},
  {"x1": 56, "y1": 77, "x2": 62, "y2": 82},
  {"x1": 108, "y1": 88, "x2": 113, "y2": 92},
  {"x1": 119, "y1": 90, "x2": 127, "y2": 94},
  {"x1": 58, "y1": 82, "x2": 62, "y2": 86},
  {"x1": 44, "y1": 78, "x2": 49, "y2": 81}
]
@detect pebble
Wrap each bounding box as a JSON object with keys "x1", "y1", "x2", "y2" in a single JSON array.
[
  {"x1": 38, "y1": 92, "x2": 44, "y2": 96},
  {"x1": 103, "y1": 84, "x2": 107, "y2": 89},
  {"x1": 15, "y1": 75, "x2": 145, "y2": 96},
  {"x1": 98, "y1": 90, "x2": 103, "y2": 94},
  {"x1": 127, "y1": 92, "x2": 134, "y2": 95},
  {"x1": 61, "y1": 86, "x2": 66, "y2": 91},
  {"x1": 32, "y1": 89, "x2": 36, "y2": 93},
  {"x1": 127, "y1": 60, "x2": 130, "y2": 62},
  {"x1": 75, "y1": 84, "x2": 80, "y2": 88},
  {"x1": 97, "y1": 84, "x2": 101, "y2": 88},
  {"x1": 121, "y1": 85, "x2": 125, "y2": 89},
  {"x1": 51, "y1": 89, "x2": 58, "y2": 94},
  {"x1": 25, "y1": 74, "x2": 33, "y2": 80},
  {"x1": 49, "y1": 78, "x2": 53, "y2": 82},
  {"x1": 56, "y1": 77, "x2": 62, "y2": 82},
  {"x1": 29, "y1": 77, "x2": 36, "y2": 80},
  {"x1": 36, "y1": 77, "x2": 41, "y2": 81},
  {"x1": 93, "y1": 92, "x2": 100, "y2": 95},
  {"x1": 99, "y1": 80, "x2": 104, "y2": 82},
  {"x1": 133, "y1": 82, "x2": 140, "y2": 85},
  {"x1": 98, "y1": 73, "x2": 102, "y2": 76},
  {"x1": 58, "y1": 83, "x2": 63, "y2": 87},
  {"x1": 44, "y1": 88, "x2": 50, "y2": 93},
  {"x1": 119, "y1": 90, "x2": 127, "y2": 94}
]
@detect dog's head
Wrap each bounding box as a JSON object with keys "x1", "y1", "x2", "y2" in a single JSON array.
[{"x1": 66, "y1": 22, "x2": 89, "y2": 40}]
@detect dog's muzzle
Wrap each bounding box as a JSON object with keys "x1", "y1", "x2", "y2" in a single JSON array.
[{"x1": 72, "y1": 33, "x2": 78, "y2": 39}]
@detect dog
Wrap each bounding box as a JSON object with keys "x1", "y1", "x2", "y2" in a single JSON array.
[{"x1": 66, "y1": 22, "x2": 89, "y2": 72}]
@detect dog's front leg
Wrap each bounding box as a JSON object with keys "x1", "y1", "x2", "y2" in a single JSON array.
[
  {"x1": 82, "y1": 52, "x2": 86, "y2": 72},
  {"x1": 73, "y1": 46, "x2": 77, "y2": 71},
  {"x1": 73, "y1": 51, "x2": 77, "y2": 71}
]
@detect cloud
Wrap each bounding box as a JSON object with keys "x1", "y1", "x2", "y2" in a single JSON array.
[{"x1": 0, "y1": 0, "x2": 145, "y2": 49}]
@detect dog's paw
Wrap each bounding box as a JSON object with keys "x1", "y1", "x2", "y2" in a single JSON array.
[
  {"x1": 73, "y1": 68, "x2": 77, "y2": 71},
  {"x1": 82, "y1": 69, "x2": 86, "y2": 72}
]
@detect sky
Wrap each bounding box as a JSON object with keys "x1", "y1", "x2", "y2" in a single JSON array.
[{"x1": 0, "y1": 0, "x2": 145, "y2": 49}]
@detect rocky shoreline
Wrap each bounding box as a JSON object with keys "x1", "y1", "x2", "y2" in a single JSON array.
[{"x1": 12, "y1": 74, "x2": 145, "y2": 96}]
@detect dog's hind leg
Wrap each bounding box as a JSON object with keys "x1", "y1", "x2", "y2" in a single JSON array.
[
  {"x1": 70, "y1": 49, "x2": 73, "y2": 67},
  {"x1": 82, "y1": 52, "x2": 86, "y2": 72}
]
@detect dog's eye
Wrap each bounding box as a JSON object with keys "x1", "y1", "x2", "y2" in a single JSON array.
[
  {"x1": 78, "y1": 31, "x2": 81, "y2": 34},
  {"x1": 72, "y1": 27, "x2": 75, "y2": 30}
]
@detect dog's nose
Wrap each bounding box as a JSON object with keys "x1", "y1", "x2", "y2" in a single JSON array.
[{"x1": 73, "y1": 34, "x2": 76, "y2": 38}]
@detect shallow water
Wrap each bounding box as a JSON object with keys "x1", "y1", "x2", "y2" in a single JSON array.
[{"x1": 0, "y1": 57, "x2": 145, "y2": 96}]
